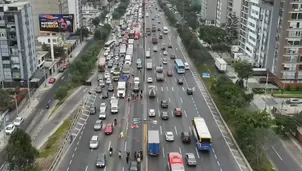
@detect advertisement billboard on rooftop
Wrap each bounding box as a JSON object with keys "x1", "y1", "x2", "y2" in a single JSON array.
[{"x1": 39, "y1": 14, "x2": 74, "y2": 33}]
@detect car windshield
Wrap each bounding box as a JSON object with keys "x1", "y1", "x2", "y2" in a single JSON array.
[
  {"x1": 6, "y1": 126, "x2": 13, "y2": 130},
  {"x1": 90, "y1": 140, "x2": 98, "y2": 144},
  {"x1": 96, "y1": 121, "x2": 102, "y2": 124},
  {"x1": 15, "y1": 118, "x2": 21, "y2": 122},
  {"x1": 106, "y1": 125, "x2": 111, "y2": 129},
  {"x1": 163, "y1": 112, "x2": 167, "y2": 115}
]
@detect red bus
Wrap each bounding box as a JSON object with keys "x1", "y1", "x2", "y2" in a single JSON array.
[
  {"x1": 98, "y1": 57, "x2": 106, "y2": 72},
  {"x1": 168, "y1": 152, "x2": 185, "y2": 171}
]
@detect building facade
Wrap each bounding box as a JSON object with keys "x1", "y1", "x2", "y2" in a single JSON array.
[
  {"x1": 200, "y1": 0, "x2": 218, "y2": 23},
  {"x1": 0, "y1": 1, "x2": 37, "y2": 86},
  {"x1": 19, "y1": 0, "x2": 69, "y2": 37},
  {"x1": 68, "y1": 0, "x2": 83, "y2": 30}
]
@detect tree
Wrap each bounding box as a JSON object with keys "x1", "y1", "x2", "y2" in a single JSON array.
[
  {"x1": 94, "y1": 30, "x2": 102, "y2": 40},
  {"x1": 225, "y1": 13, "x2": 239, "y2": 42},
  {"x1": 0, "y1": 89, "x2": 12, "y2": 111},
  {"x1": 7, "y1": 128, "x2": 38, "y2": 171},
  {"x1": 55, "y1": 86, "x2": 68, "y2": 100},
  {"x1": 274, "y1": 115, "x2": 297, "y2": 135},
  {"x1": 211, "y1": 43, "x2": 231, "y2": 53},
  {"x1": 234, "y1": 61, "x2": 253, "y2": 88},
  {"x1": 41, "y1": 44, "x2": 65, "y2": 58},
  {"x1": 92, "y1": 17, "x2": 100, "y2": 27},
  {"x1": 199, "y1": 26, "x2": 227, "y2": 44}
]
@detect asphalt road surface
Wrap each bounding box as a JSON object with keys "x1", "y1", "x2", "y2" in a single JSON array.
[
  {"x1": 145, "y1": 1, "x2": 242, "y2": 171},
  {"x1": 0, "y1": 39, "x2": 95, "y2": 168}
]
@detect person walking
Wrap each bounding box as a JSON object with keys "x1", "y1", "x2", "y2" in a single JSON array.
[
  {"x1": 126, "y1": 152, "x2": 130, "y2": 158},
  {"x1": 126, "y1": 156, "x2": 129, "y2": 164}
]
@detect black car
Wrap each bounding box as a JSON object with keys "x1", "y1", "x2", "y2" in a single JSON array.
[
  {"x1": 161, "y1": 112, "x2": 169, "y2": 120},
  {"x1": 159, "y1": 34, "x2": 163, "y2": 39},
  {"x1": 108, "y1": 84, "x2": 114, "y2": 92},
  {"x1": 161, "y1": 100, "x2": 168, "y2": 108},
  {"x1": 187, "y1": 88, "x2": 193, "y2": 95},
  {"x1": 90, "y1": 106, "x2": 96, "y2": 115},
  {"x1": 181, "y1": 132, "x2": 191, "y2": 143},
  {"x1": 177, "y1": 79, "x2": 183, "y2": 85},
  {"x1": 102, "y1": 90, "x2": 109, "y2": 99},
  {"x1": 168, "y1": 44, "x2": 172, "y2": 48},
  {"x1": 170, "y1": 54, "x2": 175, "y2": 59},
  {"x1": 96, "y1": 153, "x2": 106, "y2": 168}
]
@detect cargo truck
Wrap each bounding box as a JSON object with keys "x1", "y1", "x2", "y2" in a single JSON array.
[
  {"x1": 146, "y1": 59, "x2": 152, "y2": 70},
  {"x1": 156, "y1": 66, "x2": 164, "y2": 81},
  {"x1": 152, "y1": 34, "x2": 158, "y2": 44},
  {"x1": 148, "y1": 85, "x2": 156, "y2": 97},
  {"x1": 148, "y1": 130, "x2": 160, "y2": 155},
  {"x1": 214, "y1": 58, "x2": 227, "y2": 72}
]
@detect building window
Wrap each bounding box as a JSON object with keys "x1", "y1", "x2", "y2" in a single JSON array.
[{"x1": 3, "y1": 64, "x2": 11, "y2": 68}]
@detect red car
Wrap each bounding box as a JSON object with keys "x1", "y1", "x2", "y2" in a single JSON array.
[
  {"x1": 104, "y1": 123, "x2": 114, "y2": 135},
  {"x1": 174, "y1": 108, "x2": 182, "y2": 116},
  {"x1": 167, "y1": 71, "x2": 173, "y2": 77},
  {"x1": 63, "y1": 64, "x2": 68, "y2": 69},
  {"x1": 48, "y1": 78, "x2": 56, "y2": 84}
]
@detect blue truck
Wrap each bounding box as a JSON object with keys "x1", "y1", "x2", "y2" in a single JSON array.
[{"x1": 148, "y1": 130, "x2": 160, "y2": 155}]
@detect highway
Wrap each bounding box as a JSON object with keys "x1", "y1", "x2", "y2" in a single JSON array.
[
  {"x1": 56, "y1": 1, "x2": 145, "y2": 171},
  {"x1": 145, "y1": 1, "x2": 243, "y2": 171},
  {"x1": 0, "y1": 39, "x2": 96, "y2": 168}
]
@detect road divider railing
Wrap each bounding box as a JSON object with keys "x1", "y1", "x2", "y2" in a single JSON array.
[
  {"x1": 176, "y1": 36, "x2": 253, "y2": 171},
  {"x1": 47, "y1": 95, "x2": 90, "y2": 171}
]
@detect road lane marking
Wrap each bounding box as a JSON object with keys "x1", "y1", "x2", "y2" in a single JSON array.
[
  {"x1": 104, "y1": 166, "x2": 107, "y2": 171},
  {"x1": 83, "y1": 88, "x2": 87, "y2": 92},
  {"x1": 180, "y1": 97, "x2": 183, "y2": 103},
  {"x1": 166, "y1": 87, "x2": 168, "y2": 91},
  {"x1": 171, "y1": 110, "x2": 174, "y2": 117},
  {"x1": 160, "y1": 126, "x2": 163, "y2": 135},
  {"x1": 162, "y1": 147, "x2": 165, "y2": 158},
  {"x1": 184, "y1": 110, "x2": 187, "y2": 117},
  {"x1": 156, "y1": 97, "x2": 159, "y2": 103},
  {"x1": 172, "y1": 87, "x2": 174, "y2": 91},
  {"x1": 161, "y1": 87, "x2": 163, "y2": 91},
  {"x1": 189, "y1": 126, "x2": 192, "y2": 134},
  {"x1": 124, "y1": 141, "x2": 127, "y2": 151},
  {"x1": 158, "y1": 109, "x2": 160, "y2": 117},
  {"x1": 174, "y1": 126, "x2": 178, "y2": 135},
  {"x1": 85, "y1": 166, "x2": 88, "y2": 171},
  {"x1": 74, "y1": 147, "x2": 77, "y2": 151},
  {"x1": 108, "y1": 141, "x2": 111, "y2": 151},
  {"x1": 69, "y1": 160, "x2": 72, "y2": 165},
  {"x1": 79, "y1": 117, "x2": 86, "y2": 121},
  {"x1": 271, "y1": 146, "x2": 283, "y2": 160},
  {"x1": 72, "y1": 153, "x2": 74, "y2": 158},
  {"x1": 66, "y1": 167, "x2": 69, "y2": 171},
  {"x1": 195, "y1": 147, "x2": 200, "y2": 158},
  {"x1": 122, "y1": 167, "x2": 124, "y2": 171},
  {"x1": 217, "y1": 161, "x2": 221, "y2": 166},
  {"x1": 178, "y1": 147, "x2": 182, "y2": 154},
  {"x1": 169, "y1": 98, "x2": 171, "y2": 103},
  {"x1": 182, "y1": 87, "x2": 185, "y2": 91}
]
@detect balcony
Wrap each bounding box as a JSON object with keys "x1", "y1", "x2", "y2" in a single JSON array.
[{"x1": 8, "y1": 40, "x2": 17, "y2": 47}]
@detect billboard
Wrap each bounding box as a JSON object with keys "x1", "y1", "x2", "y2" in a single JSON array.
[{"x1": 39, "y1": 14, "x2": 74, "y2": 33}]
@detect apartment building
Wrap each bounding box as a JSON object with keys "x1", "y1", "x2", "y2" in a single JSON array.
[
  {"x1": 223, "y1": 0, "x2": 242, "y2": 25},
  {"x1": 238, "y1": 0, "x2": 279, "y2": 70},
  {"x1": 0, "y1": 1, "x2": 37, "y2": 87},
  {"x1": 199, "y1": 0, "x2": 218, "y2": 23},
  {"x1": 238, "y1": 0, "x2": 302, "y2": 88}
]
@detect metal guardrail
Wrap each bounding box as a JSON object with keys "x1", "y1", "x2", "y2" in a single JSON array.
[
  {"x1": 47, "y1": 96, "x2": 88, "y2": 171},
  {"x1": 176, "y1": 36, "x2": 253, "y2": 171}
]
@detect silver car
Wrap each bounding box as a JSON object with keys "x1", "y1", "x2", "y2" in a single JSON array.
[
  {"x1": 185, "y1": 153, "x2": 197, "y2": 166},
  {"x1": 94, "y1": 120, "x2": 103, "y2": 131},
  {"x1": 98, "y1": 80, "x2": 105, "y2": 87},
  {"x1": 148, "y1": 109, "x2": 156, "y2": 117}
]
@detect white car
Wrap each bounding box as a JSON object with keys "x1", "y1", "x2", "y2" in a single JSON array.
[
  {"x1": 147, "y1": 77, "x2": 153, "y2": 83},
  {"x1": 89, "y1": 135, "x2": 99, "y2": 149},
  {"x1": 13, "y1": 117, "x2": 24, "y2": 126},
  {"x1": 104, "y1": 51, "x2": 109, "y2": 57},
  {"x1": 163, "y1": 50, "x2": 168, "y2": 56},
  {"x1": 148, "y1": 109, "x2": 156, "y2": 117},
  {"x1": 162, "y1": 58, "x2": 168, "y2": 64},
  {"x1": 105, "y1": 77, "x2": 111, "y2": 84},
  {"x1": 98, "y1": 80, "x2": 105, "y2": 87},
  {"x1": 136, "y1": 59, "x2": 142, "y2": 65},
  {"x1": 5, "y1": 124, "x2": 16, "y2": 135},
  {"x1": 104, "y1": 72, "x2": 110, "y2": 79},
  {"x1": 165, "y1": 132, "x2": 174, "y2": 141}
]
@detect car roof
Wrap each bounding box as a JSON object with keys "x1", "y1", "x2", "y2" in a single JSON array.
[
  {"x1": 7, "y1": 124, "x2": 14, "y2": 127},
  {"x1": 175, "y1": 108, "x2": 181, "y2": 110},
  {"x1": 98, "y1": 153, "x2": 105, "y2": 159},
  {"x1": 162, "y1": 100, "x2": 167, "y2": 102},
  {"x1": 96, "y1": 120, "x2": 102, "y2": 124},
  {"x1": 166, "y1": 132, "x2": 173, "y2": 135},
  {"x1": 186, "y1": 153, "x2": 195, "y2": 158},
  {"x1": 106, "y1": 123, "x2": 112, "y2": 126}
]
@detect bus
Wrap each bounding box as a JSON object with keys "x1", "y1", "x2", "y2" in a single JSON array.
[
  {"x1": 174, "y1": 59, "x2": 185, "y2": 74},
  {"x1": 163, "y1": 26, "x2": 169, "y2": 34},
  {"x1": 98, "y1": 57, "x2": 106, "y2": 72},
  {"x1": 192, "y1": 117, "x2": 212, "y2": 151},
  {"x1": 104, "y1": 39, "x2": 115, "y2": 50},
  {"x1": 167, "y1": 152, "x2": 185, "y2": 171}
]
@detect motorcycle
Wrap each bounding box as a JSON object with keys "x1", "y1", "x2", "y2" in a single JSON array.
[{"x1": 109, "y1": 151, "x2": 112, "y2": 156}]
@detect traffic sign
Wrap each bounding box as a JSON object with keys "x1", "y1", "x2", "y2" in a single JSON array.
[{"x1": 202, "y1": 73, "x2": 210, "y2": 78}]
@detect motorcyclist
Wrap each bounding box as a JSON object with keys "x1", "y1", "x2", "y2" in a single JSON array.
[
  {"x1": 118, "y1": 151, "x2": 122, "y2": 158},
  {"x1": 114, "y1": 119, "x2": 117, "y2": 126},
  {"x1": 109, "y1": 147, "x2": 113, "y2": 156}
]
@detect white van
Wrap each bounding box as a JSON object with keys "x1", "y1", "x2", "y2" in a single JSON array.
[
  {"x1": 125, "y1": 55, "x2": 132, "y2": 65},
  {"x1": 184, "y1": 62, "x2": 189, "y2": 70},
  {"x1": 146, "y1": 50, "x2": 151, "y2": 58}
]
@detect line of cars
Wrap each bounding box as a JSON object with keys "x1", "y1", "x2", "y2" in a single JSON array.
[{"x1": 5, "y1": 116, "x2": 24, "y2": 135}]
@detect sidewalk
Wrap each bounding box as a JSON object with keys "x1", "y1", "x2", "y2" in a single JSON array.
[{"x1": 0, "y1": 37, "x2": 92, "y2": 148}]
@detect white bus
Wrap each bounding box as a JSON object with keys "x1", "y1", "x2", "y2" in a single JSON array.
[
  {"x1": 104, "y1": 39, "x2": 115, "y2": 50},
  {"x1": 163, "y1": 26, "x2": 169, "y2": 34}
]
